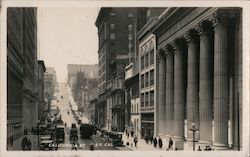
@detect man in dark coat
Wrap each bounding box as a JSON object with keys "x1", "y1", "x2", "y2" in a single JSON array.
[
  {"x1": 153, "y1": 137, "x2": 157, "y2": 147},
  {"x1": 158, "y1": 137, "x2": 163, "y2": 148},
  {"x1": 134, "y1": 136, "x2": 138, "y2": 148},
  {"x1": 150, "y1": 136, "x2": 153, "y2": 144},
  {"x1": 131, "y1": 130, "x2": 134, "y2": 138},
  {"x1": 21, "y1": 136, "x2": 28, "y2": 150},
  {"x1": 168, "y1": 138, "x2": 173, "y2": 150}
]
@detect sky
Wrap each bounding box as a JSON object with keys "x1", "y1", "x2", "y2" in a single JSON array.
[{"x1": 38, "y1": 7, "x2": 99, "y2": 83}]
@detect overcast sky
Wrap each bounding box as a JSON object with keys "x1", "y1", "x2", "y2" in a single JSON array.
[{"x1": 38, "y1": 7, "x2": 99, "y2": 83}]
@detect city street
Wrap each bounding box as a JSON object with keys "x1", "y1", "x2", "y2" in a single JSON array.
[{"x1": 53, "y1": 83, "x2": 124, "y2": 151}]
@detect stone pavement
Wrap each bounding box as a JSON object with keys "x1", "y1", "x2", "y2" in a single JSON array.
[
  {"x1": 121, "y1": 132, "x2": 163, "y2": 151},
  {"x1": 8, "y1": 133, "x2": 39, "y2": 151}
]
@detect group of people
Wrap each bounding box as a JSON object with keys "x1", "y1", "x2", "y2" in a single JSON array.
[
  {"x1": 144, "y1": 135, "x2": 174, "y2": 150},
  {"x1": 125, "y1": 129, "x2": 138, "y2": 148},
  {"x1": 21, "y1": 136, "x2": 32, "y2": 150}
]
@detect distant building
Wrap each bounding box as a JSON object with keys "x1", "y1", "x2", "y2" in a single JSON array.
[
  {"x1": 38, "y1": 60, "x2": 46, "y2": 121},
  {"x1": 7, "y1": 7, "x2": 38, "y2": 147},
  {"x1": 95, "y1": 8, "x2": 138, "y2": 131},
  {"x1": 67, "y1": 64, "x2": 98, "y2": 89},
  {"x1": 89, "y1": 97, "x2": 98, "y2": 124},
  {"x1": 73, "y1": 71, "x2": 98, "y2": 114},
  {"x1": 44, "y1": 67, "x2": 57, "y2": 111}
]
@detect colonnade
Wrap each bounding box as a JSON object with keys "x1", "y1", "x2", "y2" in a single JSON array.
[{"x1": 157, "y1": 10, "x2": 240, "y2": 149}]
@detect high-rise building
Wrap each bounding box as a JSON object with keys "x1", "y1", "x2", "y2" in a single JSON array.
[
  {"x1": 38, "y1": 60, "x2": 46, "y2": 121},
  {"x1": 95, "y1": 8, "x2": 138, "y2": 131},
  {"x1": 7, "y1": 7, "x2": 38, "y2": 147},
  {"x1": 137, "y1": 8, "x2": 165, "y2": 139},
  {"x1": 44, "y1": 67, "x2": 57, "y2": 111}
]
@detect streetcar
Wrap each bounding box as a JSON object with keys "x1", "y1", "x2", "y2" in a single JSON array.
[{"x1": 80, "y1": 123, "x2": 94, "y2": 139}]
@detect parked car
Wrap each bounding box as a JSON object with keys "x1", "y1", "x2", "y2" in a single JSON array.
[
  {"x1": 110, "y1": 132, "x2": 123, "y2": 147},
  {"x1": 40, "y1": 135, "x2": 54, "y2": 150},
  {"x1": 55, "y1": 125, "x2": 65, "y2": 143}
]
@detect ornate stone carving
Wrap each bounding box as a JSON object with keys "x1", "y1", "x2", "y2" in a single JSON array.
[
  {"x1": 173, "y1": 37, "x2": 187, "y2": 50},
  {"x1": 184, "y1": 29, "x2": 199, "y2": 43},
  {"x1": 209, "y1": 9, "x2": 238, "y2": 27},
  {"x1": 164, "y1": 44, "x2": 174, "y2": 55},
  {"x1": 156, "y1": 48, "x2": 166, "y2": 60},
  {"x1": 195, "y1": 20, "x2": 213, "y2": 36}
]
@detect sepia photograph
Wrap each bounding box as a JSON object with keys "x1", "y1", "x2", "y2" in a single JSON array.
[{"x1": 1, "y1": 1, "x2": 249, "y2": 157}]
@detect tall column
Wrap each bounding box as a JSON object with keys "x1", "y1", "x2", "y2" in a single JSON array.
[
  {"x1": 165, "y1": 45, "x2": 174, "y2": 137},
  {"x1": 158, "y1": 49, "x2": 166, "y2": 135},
  {"x1": 212, "y1": 11, "x2": 230, "y2": 149},
  {"x1": 185, "y1": 29, "x2": 200, "y2": 141},
  {"x1": 173, "y1": 38, "x2": 186, "y2": 150},
  {"x1": 197, "y1": 20, "x2": 213, "y2": 145}
]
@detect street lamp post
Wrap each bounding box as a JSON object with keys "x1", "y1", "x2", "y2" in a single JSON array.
[
  {"x1": 36, "y1": 120, "x2": 41, "y2": 149},
  {"x1": 189, "y1": 122, "x2": 198, "y2": 151}
]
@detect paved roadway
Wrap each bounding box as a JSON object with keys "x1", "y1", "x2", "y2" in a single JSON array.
[{"x1": 53, "y1": 83, "x2": 123, "y2": 151}]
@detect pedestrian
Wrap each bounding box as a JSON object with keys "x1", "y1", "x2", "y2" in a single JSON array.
[
  {"x1": 145, "y1": 135, "x2": 149, "y2": 144},
  {"x1": 168, "y1": 138, "x2": 173, "y2": 150},
  {"x1": 31, "y1": 127, "x2": 34, "y2": 135},
  {"x1": 150, "y1": 135, "x2": 153, "y2": 144},
  {"x1": 24, "y1": 128, "x2": 28, "y2": 135},
  {"x1": 71, "y1": 142, "x2": 77, "y2": 151},
  {"x1": 197, "y1": 146, "x2": 202, "y2": 151},
  {"x1": 125, "y1": 129, "x2": 128, "y2": 135},
  {"x1": 21, "y1": 136, "x2": 28, "y2": 150},
  {"x1": 134, "y1": 136, "x2": 138, "y2": 148},
  {"x1": 153, "y1": 137, "x2": 157, "y2": 148},
  {"x1": 27, "y1": 139, "x2": 32, "y2": 150},
  {"x1": 127, "y1": 132, "x2": 130, "y2": 139},
  {"x1": 158, "y1": 137, "x2": 163, "y2": 149},
  {"x1": 131, "y1": 130, "x2": 134, "y2": 138}
]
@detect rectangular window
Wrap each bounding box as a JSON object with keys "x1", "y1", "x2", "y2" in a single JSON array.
[
  {"x1": 145, "y1": 92, "x2": 149, "y2": 107},
  {"x1": 110, "y1": 24, "x2": 115, "y2": 29},
  {"x1": 150, "y1": 70, "x2": 154, "y2": 86},
  {"x1": 150, "y1": 91, "x2": 154, "y2": 106},
  {"x1": 145, "y1": 72, "x2": 149, "y2": 87},
  {"x1": 141, "y1": 93, "x2": 144, "y2": 107},
  {"x1": 141, "y1": 74, "x2": 144, "y2": 89},
  {"x1": 110, "y1": 33, "x2": 115, "y2": 40},
  {"x1": 150, "y1": 50, "x2": 154, "y2": 65},
  {"x1": 145, "y1": 53, "x2": 149, "y2": 68},
  {"x1": 141, "y1": 57, "x2": 144, "y2": 70}
]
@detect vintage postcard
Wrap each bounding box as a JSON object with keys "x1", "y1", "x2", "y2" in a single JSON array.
[{"x1": 0, "y1": 0, "x2": 249, "y2": 157}]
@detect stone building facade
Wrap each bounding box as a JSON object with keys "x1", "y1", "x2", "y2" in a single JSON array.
[
  {"x1": 153, "y1": 7, "x2": 242, "y2": 150},
  {"x1": 44, "y1": 67, "x2": 57, "y2": 111},
  {"x1": 7, "y1": 7, "x2": 38, "y2": 147},
  {"x1": 137, "y1": 8, "x2": 165, "y2": 138},
  {"x1": 95, "y1": 8, "x2": 138, "y2": 131},
  {"x1": 38, "y1": 60, "x2": 46, "y2": 121}
]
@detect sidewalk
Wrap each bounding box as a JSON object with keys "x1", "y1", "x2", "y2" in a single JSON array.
[
  {"x1": 121, "y1": 132, "x2": 175, "y2": 151},
  {"x1": 8, "y1": 134, "x2": 39, "y2": 151}
]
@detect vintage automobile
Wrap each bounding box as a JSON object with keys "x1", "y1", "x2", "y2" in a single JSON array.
[
  {"x1": 80, "y1": 123, "x2": 94, "y2": 139},
  {"x1": 110, "y1": 132, "x2": 124, "y2": 147},
  {"x1": 77, "y1": 119, "x2": 82, "y2": 125},
  {"x1": 40, "y1": 135, "x2": 54, "y2": 150},
  {"x1": 70, "y1": 124, "x2": 78, "y2": 141},
  {"x1": 55, "y1": 125, "x2": 65, "y2": 143}
]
